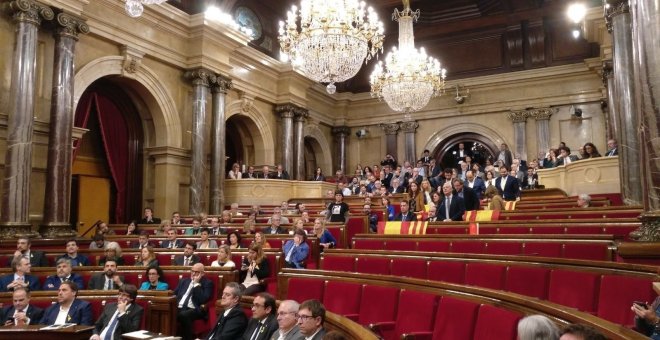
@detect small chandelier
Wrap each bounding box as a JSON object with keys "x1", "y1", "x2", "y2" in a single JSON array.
[
  {"x1": 370, "y1": 0, "x2": 446, "y2": 114},
  {"x1": 278, "y1": 0, "x2": 385, "y2": 94},
  {"x1": 125, "y1": 0, "x2": 167, "y2": 18}
]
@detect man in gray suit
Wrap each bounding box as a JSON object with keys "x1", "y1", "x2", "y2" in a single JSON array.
[
  {"x1": 297, "y1": 299, "x2": 327, "y2": 340},
  {"x1": 270, "y1": 300, "x2": 301, "y2": 340}
]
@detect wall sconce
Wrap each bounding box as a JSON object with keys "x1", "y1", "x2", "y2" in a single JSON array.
[
  {"x1": 567, "y1": 3, "x2": 587, "y2": 38},
  {"x1": 454, "y1": 84, "x2": 469, "y2": 104}
]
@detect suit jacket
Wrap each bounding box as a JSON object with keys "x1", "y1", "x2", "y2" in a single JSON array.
[
  {"x1": 556, "y1": 155, "x2": 579, "y2": 166},
  {"x1": 9, "y1": 251, "x2": 49, "y2": 268},
  {"x1": 262, "y1": 226, "x2": 286, "y2": 235},
  {"x1": 87, "y1": 273, "x2": 125, "y2": 290},
  {"x1": 270, "y1": 326, "x2": 302, "y2": 340},
  {"x1": 173, "y1": 254, "x2": 201, "y2": 266},
  {"x1": 305, "y1": 328, "x2": 327, "y2": 340},
  {"x1": 258, "y1": 172, "x2": 272, "y2": 179},
  {"x1": 498, "y1": 150, "x2": 513, "y2": 167},
  {"x1": 206, "y1": 306, "x2": 248, "y2": 340},
  {"x1": 242, "y1": 314, "x2": 279, "y2": 340},
  {"x1": 457, "y1": 187, "x2": 480, "y2": 211},
  {"x1": 393, "y1": 211, "x2": 417, "y2": 222},
  {"x1": 92, "y1": 302, "x2": 144, "y2": 337},
  {"x1": 41, "y1": 299, "x2": 93, "y2": 325},
  {"x1": 174, "y1": 276, "x2": 214, "y2": 318},
  {"x1": 0, "y1": 274, "x2": 41, "y2": 292},
  {"x1": 274, "y1": 171, "x2": 289, "y2": 180},
  {"x1": 57, "y1": 254, "x2": 90, "y2": 267},
  {"x1": 606, "y1": 148, "x2": 618, "y2": 156},
  {"x1": 465, "y1": 177, "x2": 486, "y2": 200},
  {"x1": 139, "y1": 217, "x2": 161, "y2": 224},
  {"x1": 44, "y1": 273, "x2": 85, "y2": 290},
  {"x1": 0, "y1": 304, "x2": 44, "y2": 325},
  {"x1": 522, "y1": 174, "x2": 539, "y2": 189},
  {"x1": 160, "y1": 239, "x2": 185, "y2": 249},
  {"x1": 437, "y1": 195, "x2": 466, "y2": 221},
  {"x1": 494, "y1": 175, "x2": 520, "y2": 201},
  {"x1": 282, "y1": 241, "x2": 309, "y2": 269}
]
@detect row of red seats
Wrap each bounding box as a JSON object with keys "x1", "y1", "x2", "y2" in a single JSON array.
[{"x1": 424, "y1": 224, "x2": 639, "y2": 240}]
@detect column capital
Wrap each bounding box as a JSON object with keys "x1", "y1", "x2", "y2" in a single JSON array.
[
  {"x1": 54, "y1": 12, "x2": 88, "y2": 39},
  {"x1": 331, "y1": 126, "x2": 350, "y2": 137},
  {"x1": 529, "y1": 107, "x2": 556, "y2": 121},
  {"x1": 399, "y1": 121, "x2": 419, "y2": 133},
  {"x1": 629, "y1": 211, "x2": 660, "y2": 242},
  {"x1": 184, "y1": 68, "x2": 215, "y2": 87},
  {"x1": 294, "y1": 108, "x2": 309, "y2": 122},
  {"x1": 4, "y1": 0, "x2": 54, "y2": 25},
  {"x1": 604, "y1": 0, "x2": 629, "y2": 33},
  {"x1": 506, "y1": 110, "x2": 530, "y2": 123},
  {"x1": 601, "y1": 61, "x2": 613, "y2": 87},
  {"x1": 210, "y1": 74, "x2": 233, "y2": 94},
  {"x1": 275, "y1": 103, "x2": 303, "y2": 118},
  {"x1": 380, "y1": 123, "x2": 400, "y2": 135}
]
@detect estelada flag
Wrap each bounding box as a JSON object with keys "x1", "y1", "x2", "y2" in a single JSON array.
[{"x1": 377, "y1": 221, "x2": 428, "y2": 234}]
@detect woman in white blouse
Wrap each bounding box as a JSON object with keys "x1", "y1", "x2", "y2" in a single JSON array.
[
  {"x1": 228, "y1": 163, "x2": 242, "y2": 179},
  {"x1": 211, "y1": 244, "x2": 236, "y2": 268}
]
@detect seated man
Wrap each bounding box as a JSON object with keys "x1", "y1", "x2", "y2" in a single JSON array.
[
  {"x1": 0, "y1": 287, "x2": 44, "y2": 325},
  {"x1": 58, "y1": 239, "x2": 89, "y2": 267},
  {"x1": 393, "y1": 201, "x2": 417, "y2": 222},
  {"x1": 297, "y1": 299, "x2": 327, "y2": 340},
  {"x1": 90, "y1": 284, "x2": 143, "y2": 340},
  {"x1": 88, "y1": 260, "x2": 125, "y2": 290},
  {"x1": 270, "y1": 300, "x2": 301, "y2": 340},
  {"x1": 139, "y1": 207, "x2": 161, "y2": 224},
  {"x1": 11, "y1": 237, "x2": 48, "y2": 267},
  {"x1": 0, "y1": 257, "x2": 41, "y2": 292},
  {"x1": 40, "y1": 282, "x2": 93, "y2": 325},
  {"x1": 559, "y1": 323, "x2": 607, "y2": 340},
  {"x1": 242, "y1": 292, "x2": 278, "y2": 340},
  {"x1": 161, "y1": 227, "x2": 185, "y2": 249},
  {"x1": 89, "y1": 233, "x2": 106, "y2": 250},
  {"x1": 173, "y1": 242, "x2": 201, "y2": 266},
  {"x1": 175, "y1": 263, "x2": 213, "y2": 340},
  {"x1": 263, "y1": 215, "x2": 286, "y2": 234},
  {"x1": 282, "y1": 229, "x2": 309, "y2": 269},
  {"x1": 44, "y1": 258, "x2": 84, "y2": 290},
  {"x1": 205, "y1": 282, "x2": 247, "y2": 340},
  {"x1": 131, "y1": 230, "x2": 153, "y2": 249}
]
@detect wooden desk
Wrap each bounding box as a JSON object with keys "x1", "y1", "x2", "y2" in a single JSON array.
[
  {"x1": 122, "y1": 330, "x2": 179, "y2": 339},
  {"x1": 0, "y1": 324, "x2": 94, "y2": 340}
]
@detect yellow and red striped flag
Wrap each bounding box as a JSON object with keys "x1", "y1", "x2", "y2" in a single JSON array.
[{"x1": 377, "y1": 221, "x2": 429, "y2": 235}]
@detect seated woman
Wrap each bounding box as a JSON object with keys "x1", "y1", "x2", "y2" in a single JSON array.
[
  {"x1": 135, "y1": 246, "x2": 159, "y2": 267},
  {"x1": 139, "y1": 266, "x2": 168, "y2": 290},
  {"x1": 196, "y1": 227, "x2": 218, "y2": 249},
  {"x1": 211, "y1": 244, "x2": 236, "y2": 268},
  {"x1": 228, "y1": 162, "x2": 242, "y2": 179},
  {"x1": 156, "y1": 220, "x2": 172, "y2": 236},
  {"x1": 291, "y1": 218, "x2": 308, "y2": 235},
  {"x1": 253, "y1": 231, "x2": 272, "y2": 249},
  {"x1": 125, "y1": 220, "x2": 138, "y2": 236},
  {"x1": 282, "y1": 229, "x2": 309, "y2": 269},
  {"x1": 382, "y1": 196, "x2": 395, "y2": 221},
  {"x1": 582, "y1": 142, "x2": 602, "y2": 159},
  {"x1": 239, "y1": 244, "x2": 270, "y2": 295},
  {"x1": 226, "y1": 231, "x2": 242, "y2": 249},
  {"x1": 243, "y1": 211, "x2": 257, "y2": 234},
  {"x1": 99, "y1": 241, "x2": 125, "y2": 266},
  {"x1": 312, "y1": 218, "x2": 337, "y2": 252}
]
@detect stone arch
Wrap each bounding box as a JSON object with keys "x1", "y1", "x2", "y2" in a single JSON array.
[
  {"x1": 74, "y1": 56, "x2": 182, "y2": 148},
  {"x1": 303, "y1": 124, "x2": 333, "y2": 175},
  {"x1": 226, "y1": 101, "x2": 275, "y2": 165},
  {"x1": 423, "y1": 123, "x2": 508, "y2": 155}
]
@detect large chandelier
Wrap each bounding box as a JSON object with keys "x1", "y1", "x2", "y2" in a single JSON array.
[
  {"x1": 125, "y1": 0, "x2": 167, "y2": 18},
  {"x1": 370, "y1": 0, "x2": 446, "y2": 114},
  {"x1": 278, "y1": 0, "x2": 385, "y2": 94}
]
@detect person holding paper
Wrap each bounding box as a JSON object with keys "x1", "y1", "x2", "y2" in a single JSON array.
[{"x1": 90, "y1": 284, "x2": 144, "y2": 340}]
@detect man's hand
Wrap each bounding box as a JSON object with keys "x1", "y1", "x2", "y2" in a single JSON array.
[
  {"x1": 90, "y1": 334, "x2": 101, "y2": 340},
  {"x1": 631, "y1": 303, "x2": 658, "y2": 323},
  {"x1": 14, "y1": 311, "x2": 28, "y2": 324},
  {"x1": 13, "y1": 250, "x2": 22, "y2": 258},
  {"x1": 112, "y1": 275, "x2": 123, "y2": 286},
  {"x1": 7, "y1": 280, "x2": 27, "y2": 290},
  {"x1": 117, "y1": 299, "x2": 128, "y2": 314}
]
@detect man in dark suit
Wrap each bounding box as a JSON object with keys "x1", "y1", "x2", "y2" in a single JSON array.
[
  {"x1": 465, "y1": 170, "x2": 486, "y2": 200},
  {"x1": 263, "y1": 215, "x2": 286, "y2": 235},
  {"x1": 0, "y1": 287, "x2": 43, "y2": 325},
  {"x1": 382, "y1": 166, "x2": 394, "y2": 188},
  {"x1": 161, "y1": 228, "x2": 185, "y2": 249},
  {"x1": 297, "y1": 299, "x2": 327, "y2": 340},
  {"x1": 453, "y1": 143, "x2": 472, "y2": 165},
  {"x1": 173, "y1": 242, "x2": 201, "y2": 266},
  {"x1": 242, "y1": 166, "x2": 257, "y2": 179},
  {"x1": 242, "y1": 292, "x2": 278, "y2": 340},
  {"x1": 206, "y1": 282, "x2": 247, "y2": 340},
  {"x1": 393, "y1": 201, "x2": 417, "y2": 222},
  {"x1": 90, "y1": 284, "x2": 143, "y2": 340},
  {"x1": 44, "y1": 258, "x2": 85, "y2": 290},
  {"x1": 495, "y1": 166, "x2": 521, "y2": 201},
  {"x1": 11, "y1": 237, "x2": 48, "y2": 267},
  {"x1": 88, "y1": 260, "x2": 125, "y2": 290},
  {"x1": 389, "y1": 178, "x2": 405, "y2": 194},
  {"x1": 522, "y1": 168, "x2": 539, "y2": 190},
  {"x1": 259, "y1": 165, "x2": 272, "y2": 179},
  {"x1": 556, "y1": 146, "x2": 579, "y2": 166},
  {"x1": 139, "y1": 207, "x2": 161, "y2": 224},
  {"x1": 453, "y1": 179, "x2": 480, "y2": 211},
  {"x1": 437, "y1": 182, "x2": 466, "y2": 222},
  {"x1": 177, "y1": 263, "x2": 214, "y2": 340},
  {"x1": 605, "y1": 139, "x2": 618, "y2": 156},
  {"x1": 273, "y1": 164, "x2": 290, "y2": 180},
  {"x1": 40, "y1": 281, "x2": 93, "y2": 325},
  {"x1": 497, "y1": 143, "x2": 513, "y2": 168},
  {"x1": 131, "y1": 231, "x2": 154, "y2": 249},
  {"x1": 0, "y1": 257, "x2": 41, "y2": 292}
]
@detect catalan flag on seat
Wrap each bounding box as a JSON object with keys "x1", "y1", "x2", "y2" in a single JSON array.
[
  {"x1": 377, "y1": 221, "x2": 428, "y2": 234},
  {"x1": 464, "y1": 210, "x2": 501, "y2": 222},
  {"x1": 504, "y1": 201, "x2": 517, "y2": 210}
]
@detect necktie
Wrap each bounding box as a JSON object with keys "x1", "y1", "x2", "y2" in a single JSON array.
[
  {"x1": 184, "y1": 257, "x2": 190, "y2": 266},
  {"x1": 103, "y1": 311, "x2": 120, "y2": 340},
  {"x1": 105, "y1": 277, "x2": 111, "y2": 290},
  {"x1": 249, "y1": 323, "x2": 263, "y2": 340},
  {"x1": 402, "y1": 214, "x2": 406, "y2": 222},
  {"x1": 445, "y1": 197, "x2": 451, "y2": 220}
]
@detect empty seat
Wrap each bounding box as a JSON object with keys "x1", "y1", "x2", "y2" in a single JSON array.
[
  {"x1": 320, "y1": 255, "x2": 355, "y2": 272},
  {"x1": 357, "y1": 285, "x2": 399, "y2": 326},
  {"x1": 523, "y1": 242, "x2": 562, "y2": 258},
  {"x1": 417, "y1": 240, "x2": 451, "y2": 252},
  {"x1": 450, "y1": 241, "x2": 485, "y2": 254},
  {"x1": 427, "y1": 260, "x2": 465, "y2": 284},
  {"x1": 353, "y1": 239, "x2": 384, "y2": 250},
  {"x1": 472, "y1": 304, "x2": 521, "y2": 340},
  {"x1": 505, "y1": 266, "x2": 550, "y2": 299},
  {"x1": 432, "y1": 296, "x2": 480, "y2": 340},
  {"x1": 384, "y1": 240, "x2": 417, "y2": 251},
  {"x1": 465, "y1": 263, "x2": 506, "y2": 290},
  {"x1": 322, "y1": 281, "x2": 362, "y2": 320},
  {"x1": 485, "y1": 241, "x2": 523, "y2": 255},
  {"x1": 563, "y1": 242, "x2": 611, "y2": 261},
  {"x1": 388, "y1": 290, "x2": 439, "y2": 340},
  {"x1": 548, "y1": 269, "x2": 600, "y2": 313},
  {"x1": 390, "y1": 258, "x2": 428, "y2": 279},
  {"x1": 286, "y1": 277, "x2": 325, "y2": 303},
  {"x1": 355, "y1": 257, "x2": 391, "y2": 275}
]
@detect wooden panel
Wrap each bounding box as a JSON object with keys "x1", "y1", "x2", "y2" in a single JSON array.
[
  {"x1": 76, "y1": 176, "x2": 111, "y2": 235},
  {"x1": 527, "y1": 19, "x2": 546, "y2": 67},
  {"x1": 506, "y1": 24, "x2": 524, "y2": 68},
  {"x1": 430, "y1": 33, "x2": 505, "y2": 74}
]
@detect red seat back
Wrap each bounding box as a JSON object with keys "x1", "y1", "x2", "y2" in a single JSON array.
[
  {"x1": 353, "y1": 239, "x2": 384, "y2": 250},
  {"x1": 596, "y1": 275, "x2": 655, "y2": 326},
  {"x1": 320, "y1": 255, "x2": 355, "y2": 272},
  {"x1": 548, "y1": 269, "x2": 600, "y2": 313},
  {"x1": 357, "y1": 285, "x2": 399, "y2": 325},
  {"x1": 523, "y1": 242, "x2": 562, "y2": 257},
  {"x1": 450, "y1": 241, "x2": 485, "y2": 254},
  {"x1": 390, "y1": 258, "x2": 428, "y2": 279},
  {"x1": 505, "y1": 266, "x2": 550, "y2": 299},
  {"x1": 472, "y1": 304, "x2": 521, "y2": 340},
  {"x1": 432, "y1": 296, "x2": 480, "y2": 340},
  {"x1": 286, "y1": 277, "x2": 325, "y2": 302},
  {"x1": 384, "y1": 240, "x2": 417, "y2": 251},
  {"x1": 322, "y1": 281, "x2": 362, "y2": 318},
  {"x1": 355, "y1": 257, "x2": 391, "y2": 275},
  {"x1": 417, "y1": 240, "x2": 451, "y2": 252},
  {"x1": 465, "y1": 263, "x2": 506, "y2": 290},
  {"x1": 427, "y1": 260, "x2": 465, "y2": 284},
  {"x1": 485, "y1": 242, "x2": 523, "y2": 255},
  {"x1": 563, "y1": 243, "x2": 611, "y2": 261},
  {"x1": 392, "y1": 290, "x2": 439, "y2": 340}
]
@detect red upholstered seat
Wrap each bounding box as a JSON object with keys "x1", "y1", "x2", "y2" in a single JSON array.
[
  {"x1": 485, "y1": 241, "x2": 523, "y2": 255},
  {"x1": 417, "y1": 240, "x2": 451, "y2": 252},
  {"x1": 465, "y1": 263, "x2": 506, "y2": 290},
  {"x1": 353, "y1": 239, "x2": 384, "y2": 250},
  {"x1": 523, "y1": 242, "x2": 562, "y2": 257},
  {"x1": 156, "y1": 253, "x2": 174, "y2": 266},
  {"x1": 505, "y1": 266, "x2": 550, "y2": 299},
  {"x1": 390, "y1": 258, "x2": 428, "y2": 279},
  {"x1": 478, "y1": 226, "x2": 500, "y2": 234},
  {"x1": 193, "y1": 272, "x2": 221, "y2": 337},
  {"x1": 499, "y1": 226, "x2": 531, "y2": 234},
  {"x1": 563, "y1": 243, "x2": 611, "y2": 261},
  {"x1": 427, "y1": 260, "x2": 465, "y2": 284},
  {"x1": 355, "y1": 257, "x2": 391, "y2": 275},
  {"x1": 597, "y1": 275, "x2": 656, "y2": 326},
  {"x1": 326, "y1": 227, "x2": 344, "y2": 248},
  {"x1": 529, "y1": 226, "x2": 565, "y2": 234},
  {"x1": 164, "y1": 273, "x2": 186, "y2": 293},
  {"x1": 384, "y1": 240, "x2": 417, "y2": 251},
  {"x1": 322, "y1": 281, "x2": 362, "y2": 320},
  {"x1": 320, "y1": 255, "x2": 355, "y2": 272},
  {"x1": 388, "y1": 290, "x2": 439, "y2": 340},
  {"x1": 89, "y1": 299, "x2": 108, "y2": 320},
  {"x1": 450, "y1": 241, "x2": 485, "y2": 254},
  {"x1": 357, "y1": 285, "x2": 399, "y2": 326},
  {"x1": 286, "y1": 277, "x2": 325, "y2": 302},
  {"x1": 548, "y1": 269, "x2": 600, "y2": 313},
  {"x1": 432, "y1": 296, "x2": 480, "y2": 340},
  {"x1": 472, "y1": 304, "x2": 521, "y2": 340},
  {"x1": 346, "y1": 218, "x2": 368, "y2": 246}
]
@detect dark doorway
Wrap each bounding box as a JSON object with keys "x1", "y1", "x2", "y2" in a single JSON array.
[{"x1": 431, "y1": 133, "x2": 498, "y2": 170}]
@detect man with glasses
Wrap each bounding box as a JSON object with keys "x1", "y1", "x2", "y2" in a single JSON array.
[
  {"x1": 242, "y1": 292, "x2": 278, "y2": 340},
  {"x1": 175, "y1": 263, "x2": 213, "y2": 340},
  {"x1": 297, "y1": 299, "x2": 327, "y2": 340},
  {"x1": 270, "y1": 300, "x2": 301, "y2": 340},
  {"x1": 90, "y1": 284, "x2": 143, "y2": 340},
  {"x1": 205, "y1": 282, "x2": 247, "y2": 340}
]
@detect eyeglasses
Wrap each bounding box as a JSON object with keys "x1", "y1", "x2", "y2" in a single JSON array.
[
  {"x1": 252, "y1": 303, "x2": 264, "y2": 309},
  {"x1": 297, "y1": 314, "x2": 316, "y2": 321}
]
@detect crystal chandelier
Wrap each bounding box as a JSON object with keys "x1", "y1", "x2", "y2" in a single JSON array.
[
  {"x1": 370, "y1": 0, "x2": 446, "y2": 114},
  {"x1": 125, "y1": 0, "x2": 167, "y2": 18},
  {"x1": 278, "y1": 0, "x2": 385, "y2": 94}
]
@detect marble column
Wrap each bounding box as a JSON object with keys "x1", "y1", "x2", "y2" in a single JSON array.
[
  {"x1": 529, "y1": 108, "x2": 554, "y2": 158},
  {"x1": 399, "y1": 121, "x2": 419, "y2": 164},
  {"x1": 184, "y1": 68, "x2": 215, "y2": 216},
  {"x1": 293, "y1": 108, "x2": 309, "y2": 181},
  {"x1": 0, "y1": 1, "x2": 54, "y2": 237},
  {"x1": 380, "y1": 123, "x2": 399, "y2": 159},
  {"x1": 332, "y1": 126, "x2": 350, "y2": 174},
  {"x1": 208, "y1": 75, "x2": 232, "y2": 215},
  {"x1": 601, "y1": 62, "x2": 618, "y2": 141},
  {"x1": 629, "y1": 0, "x2": 660, "y2": 240},
  {"x1": 275, "y1": 104, "x2": 297, "y2": 174},
  {"x1": 506, "y1": 110, "x2": 529, "y2": 162},
  {"x1": 606, "y1": 0, "x2": 643, "y2": 206}
]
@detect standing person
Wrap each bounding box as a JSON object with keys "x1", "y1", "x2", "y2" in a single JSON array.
[
  {"x1": 297, "y1": 299, "x2": 327, "y2": 340},
  {"x1": 270, "y1": 300, "x2": 301, "y2": 340},
  {"x1": 0, "y1": 257, "x2": 41, "y2": 292},
  {"x1": 0, "y1": 287, "x2": 44, "y2": 325},
  {"x1": 175, "y1": 263, "x2": 214, "y2": 340},
  {"x1": 40, "y1": 281, "x2": 93, "y2": 325},
  {"x1": 242, "y1": 293, "x2": 279, "y2": 340},
  {"x1": 89, "y1": 284, "x2": 144, "y2": 340},
  {"x1": 326, "y1": 190, "x2": 349, "y2": 223},
  {"x1": 44, "y1": 258, "x2": 85, "y2": 290},
  {"x1": 495, "y1": 166, "x2": 521, "y2": 201},
  {"x1": 437, "y1": 182, "x2": 466, "y2": 222},
  {"x1": 497, "y1": 143, "x2": 513, "y2": 168},
  {"x1": 140, "y1": 207, "x2": 161, "y2": 224},
  {"x1": 453, "y1": 178, "x2": 479, "y2": 211},
  {"x1": 205, "y1": 282, "x2": 248, "y2": 340}
]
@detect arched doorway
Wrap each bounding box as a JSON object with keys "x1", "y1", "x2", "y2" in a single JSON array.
[
  {"x1": 431, "y1": 133, "x2": 499, "y2": 169},
  {"x1": 71, "y1": 78, "x2": 144, "y2": 225},
  {"x1": 225, "y1": 114, "x2": 262, "y2": 171},
  {"x1": 304, "y1": 136, "x2": 322, "y2": 180}
]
